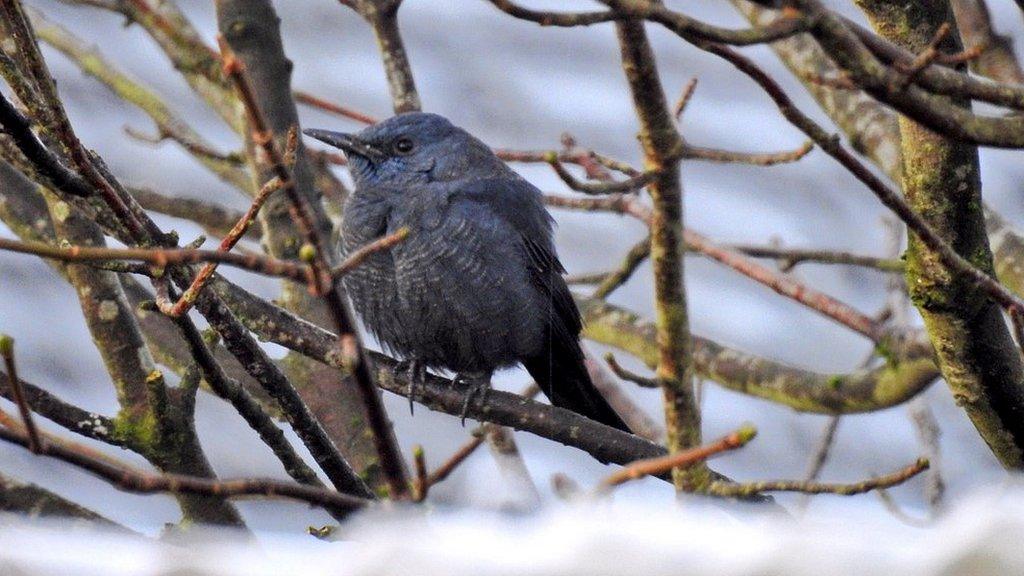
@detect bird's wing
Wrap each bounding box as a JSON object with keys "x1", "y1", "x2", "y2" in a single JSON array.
[{"x1": 452, "y1": 177, "x2": 581, "y2": 336}]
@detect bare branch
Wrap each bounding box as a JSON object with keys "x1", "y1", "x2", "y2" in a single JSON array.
[
  {"x1": 489, "y1": 0, "x2": 809, "y2": 46},
  {"x1": 0, "y1": 335, "x2": 42, "y2": 452},
  {"x1": 0, "y1": 423, "x2": 368, "y2": 515},
  {"x1": 0, "y1": 236, "x2": 317, "y2": 284},
  {"x1": 295, "y1": 90, "x2": 380, "y2": 124},
  {"x1": 330, "y1": 228, "x2": 410, "y2": 278},
  {"x1": 705, "y1": 458, "x2": 929, "y2": 497},
  {"x1": 593, "y1": 235, "x2": 650, "y2": 299},
  {"x1": 599, "y1": 425, "x2": 756, "y2": 491},
  {"x1": 160, "y1": 175, "x2": 284, "y2": 317}
]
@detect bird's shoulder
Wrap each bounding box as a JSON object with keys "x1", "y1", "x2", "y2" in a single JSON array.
[
  {"x1": 445, "y1": 176, "x2": 551, "y2": 235},
  {"x1": 447, "y1": 177, "x2": 566, "y2": 276}
]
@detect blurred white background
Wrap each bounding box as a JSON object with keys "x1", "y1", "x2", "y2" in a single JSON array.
[{"x1": 1, "y1": 0, "x2": 1023, "y2": 545}]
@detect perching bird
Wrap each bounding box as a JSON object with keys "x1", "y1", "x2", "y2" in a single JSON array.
[{"x1": 304, "y1": 112, "x2": 630, "y2": 432}]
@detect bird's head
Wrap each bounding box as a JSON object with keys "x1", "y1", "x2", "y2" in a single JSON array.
[{"x1": 304, "y1": 112, "x2": 502, "y2": 188}]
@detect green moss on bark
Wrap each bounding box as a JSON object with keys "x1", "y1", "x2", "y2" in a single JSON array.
[{"x1": 859, "y1": 0, "x2": 1024, "y2": 469}]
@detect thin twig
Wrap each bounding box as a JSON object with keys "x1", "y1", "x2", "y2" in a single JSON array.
[
  {"x1": 412, "y1": 444, "x2": 428, "y2": 502},
  {"x1": 604, "y1": 353, "x2": 659, "y2": 388},
  {"x1": 0, "y1": 335, "x2": 42, "y2": 453},
  {"x1": 890, "y1": 23, "x2": 951, "y2": 91},
  {"x1": 697, "y1": 41, "x2": 1024, "y2": 335},
  {"x1": 705, "y1": 458, "x2": 929, "y2": 497},
  {"x1": 730, "y1": 244, "x2": 903, "y2": 272},
  {"x1": 598, "y1": 425, "x2": 757, "y2": 491},
  {"x1": 545, "y1": 152, "x2": 655, "y2": 194},
  {"x1": 682, "y1": 140, "x2": 814, "y2": 166},
  {"x1": 593, "y1": 235, "x2": 650, "y2": 299},
  {"x1": 128, "y1": 188, "x2": 257, "y2": 240},
  {"x1": 425, "y1": 384, "x2": 541, "y2": 488},
  {"x1": 490, "y1": 0, "x2": 808, "y2": 46},
  {"x1": 161, "y1": 176, "x2": 285, "y2": 317},
  {"x1": 0, "y1": 236, "x2": 317, "y2": 284},
  {"x1": 0, "y1": 423, "x2": 368, "y2": 514},
  {"x1": 545, "y1": 192, "x2": 888, "y2": 341},
  {"x1": 294, "y1": 90, "x2": 379, "y2": 125},
  {"x1": 425, "y1": 428, "x2": 486, "y2": 488},
  {"x1": 795, "y1": 415, "x2": 840, "y2": 512},
  {"x1": 330, "y1": 228, "x2": 409, "y2": 277},
  {"x1": 687, "y1": 229, "x2": 887, "y2": 342},
  {"x1": 673, "y1": 77, "x2": 699, "y2": 120}
]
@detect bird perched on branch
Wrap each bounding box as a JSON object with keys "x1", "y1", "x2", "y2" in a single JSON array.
[{"x1": 304, "y1": 112, "x2": 629, "y2": 432}]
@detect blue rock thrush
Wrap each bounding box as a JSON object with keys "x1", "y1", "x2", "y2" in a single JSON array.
[{"x1": 304, "y1": 112, "x2": 630, "y2": 432}]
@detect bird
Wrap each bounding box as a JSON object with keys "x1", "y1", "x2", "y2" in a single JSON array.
[{"x1": 304, "y1": 112, "x2": 630, "y2": 433}]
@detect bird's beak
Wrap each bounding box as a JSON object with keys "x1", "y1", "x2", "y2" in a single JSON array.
[{"x1": 302, "y1": 128, "x2": 384, "y2": 161}]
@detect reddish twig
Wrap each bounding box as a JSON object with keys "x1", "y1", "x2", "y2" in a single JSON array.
[
  {"x1": 545, "y1": 152, "x2": 655, "y2": 194},
  {"x1": 890, "y1": 23, "x2": 951, "y2": 91},
  {"x1": 160, "y1": 176, "x2": 285, "y2": 317},
  {"x1": 559, "y1": 133, "x2": 613, "y2": 180},
  {"x1": 686, "y1": 229, "x2": 886, "y2": 342},
  {"x1": 0, "y1": 236, "x2": 317, "y2": 284},
  {"x1": 330, "y1": 227, "x2": 409, "y2": 277},
  {"x1": 698, "y1": 40, "x2": 1024, "y2": 328},
  {"x1": 544, "y1": 193, "x2": 886, "y2": 342},
  {"x1": 598, "y1": 425, "x2": 757, "y2": 490},
  {"x1": 425, "y1": 384, "x2": 541, "y2": 489},
  {"x1": 294, "y1": 90, "x2": 379, "y2": 125},
  {"x1": 425, "y1": 428, "x2": 486, "y2": 488},
  {"x1": 673, "y1": 77, "x2": 699, "y2": 120}
]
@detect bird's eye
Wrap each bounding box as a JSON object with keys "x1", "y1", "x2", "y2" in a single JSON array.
[{"x1": 393, "y1": 138, "x2": 414, "y2": 154}]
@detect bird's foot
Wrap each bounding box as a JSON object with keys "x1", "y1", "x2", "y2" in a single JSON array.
[
  {"x1": 453, "y1": 372, "x2": 491, "y2": 426},
  {"x1": 398, "y1": 359, "x2": 427, "y2": 415}
]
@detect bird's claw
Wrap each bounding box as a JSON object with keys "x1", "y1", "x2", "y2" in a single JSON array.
[
  {"x1": 454, "y1": 373, "x2": 491, "y2": 426},
  {"x1": 400, "y1": 359, "x2": 427, "y2": 416}
]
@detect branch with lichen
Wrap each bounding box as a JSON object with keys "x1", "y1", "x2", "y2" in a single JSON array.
[
  {"x1": 59, "y1": 0, "x2": 239, "y2": 131},
  {"x1": 339, "y1": 0, "x2": 421, "y2": 113},
  {"x1": 579, "y1": 298, "x2": 940, "y2": 414},
  {"x1": 613, "y1": 19, "x2": 703, "y2": 492},
  {"x1": 598, "y1": 425, "x2": 756, "y2": 491},
  {"x1": 705, "y1": 457, "x2": 930, "y2": 498},
  {"x1": 29, "y1": 7, "x2": 250, "y2": 191},
  {"x1": 1, "y1": 6, "x2": 373, "y2": 505},
  {"x1": 0, "y1": 471, "x2": 135, "y2": 532},
  {"x1": 856, "y1": 0, "x2": 1024, "y2": 469},
  {"x1": 0, "y1": 422, "x2": 368, "y2": 516}
]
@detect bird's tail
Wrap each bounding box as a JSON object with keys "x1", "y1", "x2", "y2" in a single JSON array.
[{"x1": 523, "y1": 335, "x2": 631, "y2": 433}]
